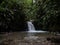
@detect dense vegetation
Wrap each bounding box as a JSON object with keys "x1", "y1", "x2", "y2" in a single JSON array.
[
  {"x1": 0, "y1": 0, "x2": 60, "y2": 32},
  {"x1": 33, "y1": 0, "x2": 60, "y2": 32},
  {"x1": 0, "y1": 0, "x2": 27, "y2": 32}
]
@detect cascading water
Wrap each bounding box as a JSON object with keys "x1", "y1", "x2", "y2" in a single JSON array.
[
  {"x1": 27, "y1": 21, "x2": 47, "y2": 33},
  {"x1": 24, "y1": 21, "x2": 48, "y2": 40},
  {"x1": 27, "y1": 21, "x2": 35, "y2": 31}
]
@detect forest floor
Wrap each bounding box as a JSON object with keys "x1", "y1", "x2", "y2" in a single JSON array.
[{"x1": 0, "y1": 32, "x2": 60, "y2": 45}]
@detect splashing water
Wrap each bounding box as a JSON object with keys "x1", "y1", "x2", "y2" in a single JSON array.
[
  {"x1": 27, "y1": 21, "x2": 35, "y2": 31},
  {"x1": 27, "y1": 21, "x2": 47, "y2": 33}
]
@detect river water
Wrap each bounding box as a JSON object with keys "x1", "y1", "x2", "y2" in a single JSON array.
[
  {"x1": 0, "y1": 32, "x2": 56, "y2": 45},
  {"x1": 0, "y1": 21, "x2": 57, "y2": 45}
]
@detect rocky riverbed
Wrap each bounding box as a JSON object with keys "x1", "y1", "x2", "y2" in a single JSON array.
[{"x1": 0, "y1": 32, "x2": 59, "y2": 45}]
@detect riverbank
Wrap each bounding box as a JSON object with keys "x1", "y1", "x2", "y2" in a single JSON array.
[{"x1": 0, "y1": 32, "x2": 59, "y2": 45}]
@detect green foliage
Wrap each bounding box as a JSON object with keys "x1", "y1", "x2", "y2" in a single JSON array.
[
  {"x1": 0, "y1": 0, "x2": 27, "y2": 32},
  {"x1": 0, "y1": 0, "x2": 60, "y2": 32},
  {"x1": 35, "y1": 0, "x2": 60, "y2": 32}
]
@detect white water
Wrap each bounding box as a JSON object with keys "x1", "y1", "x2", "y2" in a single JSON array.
[
  {"x1": 27, "y1": 21, "x2": 35, "y2": 31},
  {"x1": 27, "y1": 21, "x2": 47, "y2": 33}
]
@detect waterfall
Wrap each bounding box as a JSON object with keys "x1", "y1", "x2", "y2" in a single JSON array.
[
  {"x1": 27, "y1": 21, "x2": 35, "y2": 31},
  {"x1": 27, "y1": 21, "x2": 47, "y2": 33}
]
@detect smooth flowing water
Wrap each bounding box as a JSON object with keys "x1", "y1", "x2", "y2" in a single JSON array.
[
  {"x1": 27, "y1": 21, "x2": 35, "y2": 31},
  {"x1": 27, "y1": 21, "x2": 47, "y2": 33}
]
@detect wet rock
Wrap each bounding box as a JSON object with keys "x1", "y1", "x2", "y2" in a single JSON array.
[{"x1": 0, "y1": 39, "x2": 13, "y2": 45}]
